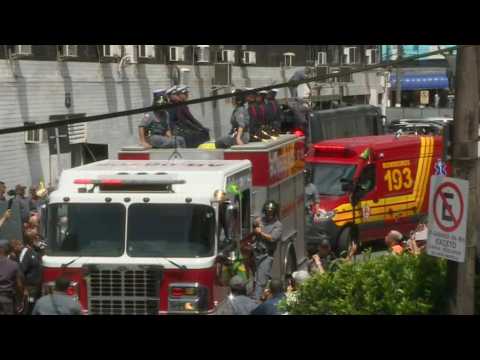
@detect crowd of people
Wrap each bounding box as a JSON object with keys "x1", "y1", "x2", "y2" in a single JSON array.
[
  {"x1": 0, "y1": 181, "x2": 82, "y2": 315},
  {"x1": 139, "y1": 85, "x2": 289, "y2": 150}
]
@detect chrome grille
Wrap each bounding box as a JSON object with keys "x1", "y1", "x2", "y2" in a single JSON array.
[{"x1": 87, "y1": 266, "x2": 161, "y2": 315}]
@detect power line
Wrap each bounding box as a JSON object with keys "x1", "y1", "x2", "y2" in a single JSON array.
[{"x1": 0, "y1": 45, "x2": 461, "y2": 136}]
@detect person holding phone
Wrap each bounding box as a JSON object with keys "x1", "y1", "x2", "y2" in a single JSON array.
[
  {"x1": 0, "y1": 209, "x2": 12, "y2": 230},
  {"x1": 0, "y1": 181, "x2": 7, "y2": 203}
]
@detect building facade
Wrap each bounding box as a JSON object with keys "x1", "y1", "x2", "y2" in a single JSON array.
[
  {"x1": 380, "y1": 45, "x2": 455, "y2": 109},
  {"x1": 0, "y1": 45, "x2": 384, "y2": 188}
]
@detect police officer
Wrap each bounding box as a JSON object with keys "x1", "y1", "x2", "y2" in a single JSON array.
[
  {"x1": 215, "y1": 89, "x2": 250, "y2": 149},
  {"x1": 245, "y1": 88, "x2": 262, "y2": 139},
  {"x1": 265, "y1": 89, "x2": 282, "y2": 131},
  {"x1": 256, "y1": 90, "x2": 268, "y2": 127},
  {"x1": 175, "y1": 85, "x2": 210, "y2": 148},
  {"x1": 0, "y1": 239, "x2": 24, "y2": 315},
  {"x1": 138, "y1": 89, "x2": 186, "y2": 149},
  {"x1": 252, "y1": 201, "x2": 283, "y2": 301}
]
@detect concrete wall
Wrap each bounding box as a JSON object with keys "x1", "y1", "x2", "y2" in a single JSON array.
[{"x1": 0, "y1": 60, "x2": 383, "y2": 188}]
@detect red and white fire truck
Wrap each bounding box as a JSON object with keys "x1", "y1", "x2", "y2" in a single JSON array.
[{"x1": 41, "y1": 134, "x2": 306, "y2": 315}]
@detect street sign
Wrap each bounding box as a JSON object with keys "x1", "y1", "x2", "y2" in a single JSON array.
[
  {"x1": 420, "y1": 90, "x2": 430, "y2": 105},
  {"x1": 427, "y1": 176, "x2": 469, "y2": 262}
]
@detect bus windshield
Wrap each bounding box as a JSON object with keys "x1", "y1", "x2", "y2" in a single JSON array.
[
  {"x1": 311, "y1": 163, "x2": 357, "y2": 196},
  {"x1": 127, "y1": 204, "x2": 215, "y2": 258},
  {"x1": 47, "y1": 203, "x2": 125, "y2": 257}
]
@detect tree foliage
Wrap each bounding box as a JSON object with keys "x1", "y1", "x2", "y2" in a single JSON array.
[{"x1": 281, "y1": 252, "x2": 448, "y2": 315}]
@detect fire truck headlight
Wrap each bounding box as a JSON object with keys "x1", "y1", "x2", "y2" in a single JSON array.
[
  {"x1": 314, "y1": 209, "x2": 336, "y2": 222},
  {"x1": 168, "y1": 283, "x2": 209, "y2": 314}
]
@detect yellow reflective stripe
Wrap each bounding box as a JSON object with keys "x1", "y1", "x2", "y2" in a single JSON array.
[{"x1": 417, "y1": 136, "x2": 434, "y2": 211}]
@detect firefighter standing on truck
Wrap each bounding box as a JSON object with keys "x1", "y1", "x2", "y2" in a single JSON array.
[{"x1": 252, "y1": 201, "x2": 283, "y2": 301}]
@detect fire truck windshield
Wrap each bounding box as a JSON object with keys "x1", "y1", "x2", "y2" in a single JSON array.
[
  {"x1": 47, "y1": 203, "x2": 125, "y2": 257},
  {"x1": 127, "y1": 204, "x2": 215, "y2": 258},
  {"x1": 312, "y1": 163, "x2": 356, "y2": 196}
]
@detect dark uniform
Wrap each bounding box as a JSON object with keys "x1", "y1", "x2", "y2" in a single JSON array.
[
  {"x1": 139, "y1": 111, "x2": 186, "y2": 148},
  {"x1": 0, "y1": 251, "x2": 21, "y2": 315},
  {"x1": 253, "y1": 215, "x2": 283, "y2": 301},
  {"x1": 265, "y1": 99, "x2": 282, "y2": 130},
  {"x1": 18, "y1": 246, "x2": 42, "y2": 314},
  {"x1": 215, "y1": 104, "x2": 250, "y2": 148},
  {"x1": 174, "y1": 104, "x2": 210, "y2": 148}
]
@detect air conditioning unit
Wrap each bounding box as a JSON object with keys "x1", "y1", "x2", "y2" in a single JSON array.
[
  {"x1": 339, "y1": 66, "x2": 353, "y2": 82},
  {"x1": 11, "y1": 45, "x2": 32, "y2": 57},
  {"x1": 124, "y1": 45, "x2": 139, "y2": 64},
  {"x1": 242, "y1": 51, "x2": 256, "y2": 65},
  {"x1": 220, "y1": 50, "x2": 235, "y2": 63},
  {"x1": 58, "y1": 45, "x2": 78, "y2": 58},
  {"x1": 103, "y1": 45, "x2": 121, "y2": 58},
  {"x1": 169, "y1": 46, "x2": 185, "y2": 62},
  {"x1": 138, "y1": 45, "x2": 156, "y2": 58},
  {"x1": 316, "y1": 51, "x2": 327, "y2": 66},
  {"x1": 24, "y1": 122, "x2": 42, "y2": 144},
  {"x1": 195, "y1": 45, "x2": 210, "y2": 63},
  {"x1": 214, "y1": 63, "x2": 232, "y2": 86},
  {"x1": 68, "y1": 122, "x2": 88, "y2": 144},
  {"x1": 315, "y1": 66, "x2": 329, "y2": 80},
  {"x1": 329, "y1": 68, "x2": 340, "y2": 83}
]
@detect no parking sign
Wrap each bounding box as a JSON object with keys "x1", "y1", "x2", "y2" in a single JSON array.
[{"x1": 427, "y1": 176, "x2": 469, "y2": 263}]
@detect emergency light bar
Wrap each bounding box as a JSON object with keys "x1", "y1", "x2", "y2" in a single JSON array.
[
  {"x1": 313, "y1": 144, "x2": 355, "y2": 157},
  {"x1": 73, "y1": 178, "x2": 186, "y2": 186}
]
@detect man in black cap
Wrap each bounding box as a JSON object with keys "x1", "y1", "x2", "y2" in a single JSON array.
[
  {"x1": 0, "y1": 239, "x2": 24, "y2": 315},
  {"x1": 174, "y1": 85, "x2": 210, "y2": 148},
  {"x1": 139, "y1": 89, "x2": 186, "y2": 149}
]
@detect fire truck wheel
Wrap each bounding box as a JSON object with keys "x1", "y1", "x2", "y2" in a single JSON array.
[{"x1": 336, "y1": 226, "x2": 353, "y2": 257}]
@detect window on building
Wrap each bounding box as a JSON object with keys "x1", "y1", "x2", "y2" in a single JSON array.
[
  {"x1": 58, "y1": 45, "x2": 78, "y2": 58},
  {"x1": 103, "y1": 45, "x2": 121, "y2": 57},
  {"x1": 316, "y1": 51, "x2": 327, "y2": 65},
  {"x1": 343, "y1": 47, "x2": 357, "y2": 65},
  {"x1": 283, "y1": 52, "x2": 295, "y2": 67},
  {"x1": 217, "y1": 49, "x2": 235, "y2": 63},
  {"x1": 242, "y1": 51, "x2": 256, "y2": 65},
  {"x1": 11, "y1": 45, "x2": 32, "y2": 56},
  {"x1": 138, "y1": 45, "x2": 156, "y2": 58},
  {"x1": 169, "y1": 46, "x2": 185, "y2": 62},
  {"x1": 195, "y1": 45, "x2": 210, "y2": 63},
  {"x1": 365, "y1": 48, "x2": 379, "y2": 65}
]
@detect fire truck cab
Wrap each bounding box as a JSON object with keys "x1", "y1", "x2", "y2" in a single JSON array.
[
  {"x1": 41, "y1": 135, "x2": 306, "y2": 315},
  {"x1": 305, "y1": 134, "x2": 447, "y2": 253}
]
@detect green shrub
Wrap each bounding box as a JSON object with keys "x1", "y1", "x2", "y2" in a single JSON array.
[{"x1": 281, "y1": 252, "x2": 448, "y2": 315}]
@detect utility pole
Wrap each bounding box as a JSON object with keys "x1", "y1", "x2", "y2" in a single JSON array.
[
  {"x1": 395, "y1": 45, "x2": 404, "y2": 108},
  {"x1": 448, "y1": 45, "x2": 479, "y2": 315}
]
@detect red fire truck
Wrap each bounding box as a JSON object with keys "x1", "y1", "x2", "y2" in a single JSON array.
[
  {"x1": 40, "y1": 135, "x2": 306, "y2": 315},
  {"x1": 304, "y1": 134, "x2": 449, "y2": 253}
]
